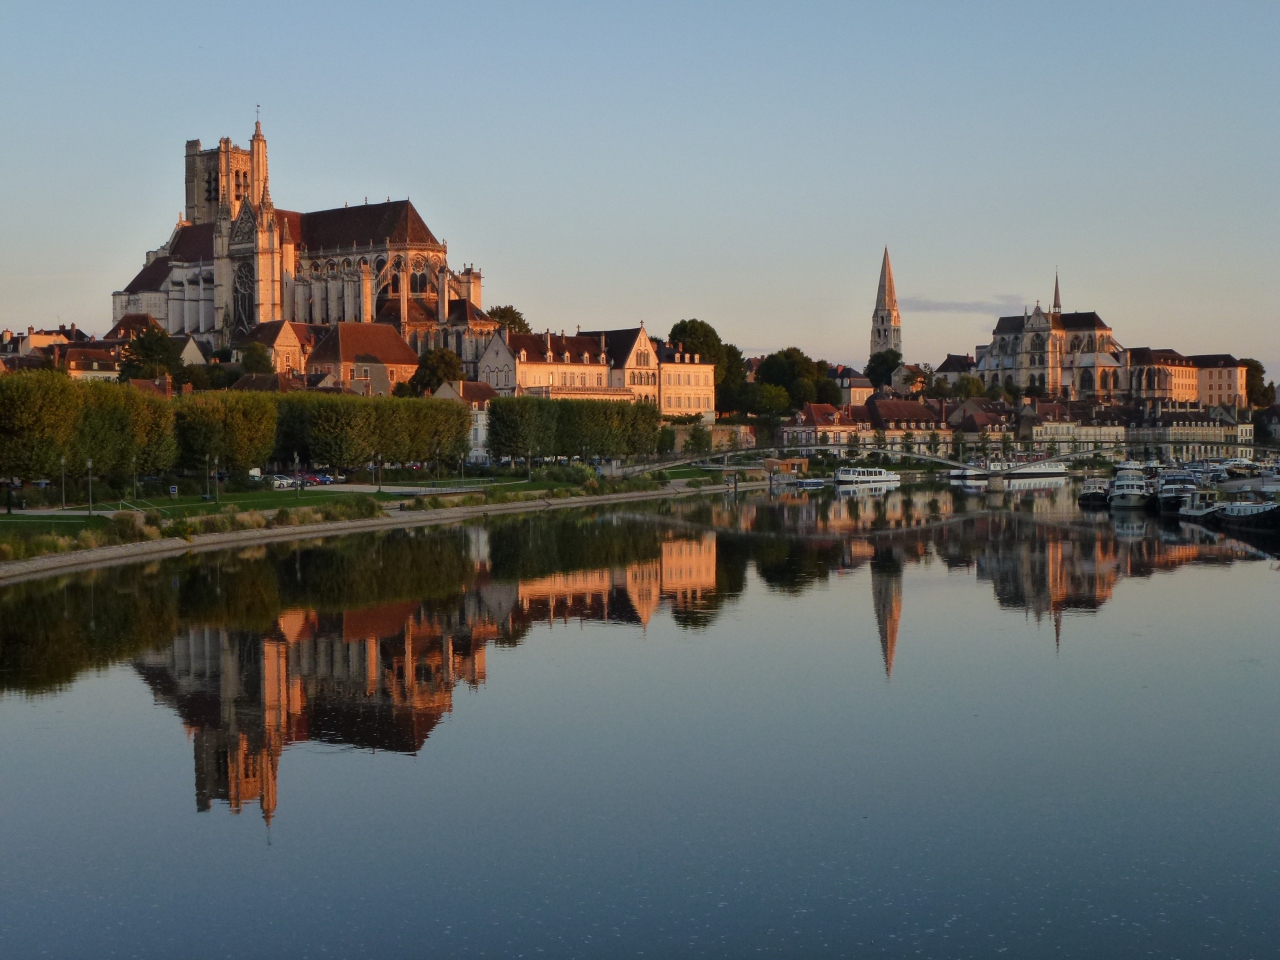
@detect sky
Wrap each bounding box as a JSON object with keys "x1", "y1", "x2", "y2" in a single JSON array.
[{"x1": 1, "y1": 1, "x2": 1276, "y2": 375}]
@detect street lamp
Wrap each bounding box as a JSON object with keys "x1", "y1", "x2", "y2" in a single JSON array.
[
  {"x1": 213, "y1": 455, "x2": 220, "y2": 504},
  {"x1": 60, "y1": 455, "x2": 66, "y2": 510},
  {"x1": 131, "y1": 454, "x2": 138, "y2": 502},
  {"x1": 205, "y1": 453, "x2": 210, "y2": 500},
  {"x1": 86, "y1": 458, "x2": 94, "y2": 516},
  {"x1": 293, "y1": 452, "x2": 301, "y2": 501},
  {"x1": 376, "y1": 453, "x2": 383, "y2": 493}
]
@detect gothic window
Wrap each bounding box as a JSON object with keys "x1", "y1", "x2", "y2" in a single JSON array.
[
  {"x1": 1070, "y1": 335, "x2": 1082, "y2": 352},
  {"x1": 1085, "y1": 335, "x2": 1096, "y2": 353},
  {"x1": 1146, "y1": 369, "x2": 1157, "y2": 390},
  {"x1": 1080, "y1": 369, "x2": 1095, "y2": 392},
  {"x1": 390, "y1": 274, "x2": 400, "y2": 294},
  {"x1": 343, "y1": 259, "x2": 352, "y2": 270},
  {"x1": 455, "y1": 332, "x2": 463, "y2": 356},
  {"x1": 375, "y1": 257, "x2": 386, "y2": 275},
  {"x1": 233, "y1": 262, "x2": 255, "y2": 335}
]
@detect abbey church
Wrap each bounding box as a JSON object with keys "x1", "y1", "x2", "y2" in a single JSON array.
[{"x1": 113, "y1": 123, "x2": 497, "y2": 372}]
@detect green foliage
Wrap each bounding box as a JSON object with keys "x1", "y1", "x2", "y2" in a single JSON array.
[
  {"x1": 119, "y1": 327, "x2": 182, "y2": 381},
  {"x1": 716, "y1": 343, "x2": 748, "y2": 412},
  {"x1": 0, "y1": 370, "x2": 81, "y2": 478},
  {"x1": 954, "y1": 374, "x2": 985, "y2": 399},
  {"x1": 683, "y1": 424, "x2": 712, "y2": 454},
  {"x1": 658, "y1": 425, "x2": 676, "y2": 454},
  {"x1": 863, "y1": 349, "x2": 902, "y2": 389},
  {"x1": 814, "y1": 377, "x2": 842, "y2": 405},
  {"x1": 1242, "y1": 358, "x2": 1268, "y2": 408},
  {"x1": 488, "y1": 397, "x2": 659, "y2": 465},
  {"x1": 240, "y1": 342, "x2": 274, "y2": 375},
  {"x1": 751, "y1": 383, "x2": 792, "y2": 418},
  {"x1": 174, "y1": 392, "x2": 277, "y2": 471},
  {"x1": 307, "y1": 395, "x2": 377, "y2": 468},
  {"x1": 488, "y1": 304, "x2": 531, "y2": 336},
  {"x1": 667, "y1": 319, "x2": 727, "y2": 386},
  {"x1": 406, "y1": 347, "x2": 464, "y2": 397}
]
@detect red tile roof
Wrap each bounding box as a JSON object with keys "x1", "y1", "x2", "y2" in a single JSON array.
[
  {"x1": 105, "y1": 313, "x2": 165, "y2": 341},
  {"x1": 309, "y1": 323, "x2": 419, "y2": 367},
  {"x1": 506, "y1": 332, "x2": 609, "y2": 365}
]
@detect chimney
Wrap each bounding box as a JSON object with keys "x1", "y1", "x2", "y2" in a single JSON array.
[{"x1": 599, "y1": 333, "x2": 605, "y2": 350}]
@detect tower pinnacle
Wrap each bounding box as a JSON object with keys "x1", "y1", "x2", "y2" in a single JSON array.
[
  {"x1": 1052, "y1": 271, "x2": 1061, "y2": 314},
  {"x1": 869, "y1": 247, "x2": 902, "y2": 361}
]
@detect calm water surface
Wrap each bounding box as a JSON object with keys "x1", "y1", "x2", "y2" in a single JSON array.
[{"x1": 1, "y1": 486, "x2": 1278, "y2": 959}]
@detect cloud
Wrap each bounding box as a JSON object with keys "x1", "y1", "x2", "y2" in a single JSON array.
[{"x1": 899, "y1": 295, "x2": 1024, "y2": 316}]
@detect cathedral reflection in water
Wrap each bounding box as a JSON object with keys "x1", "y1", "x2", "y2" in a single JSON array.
[
  {"x1": 126, "y1": 489, "x2": 1262, "y2": 823},
  {"x1": 133, "y1": 530, "x2": 719, "y2": 823}
]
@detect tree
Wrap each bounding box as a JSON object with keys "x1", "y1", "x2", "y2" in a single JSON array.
[
  {"x1": 240, "y1": 342, "x2": 275, "y2": 375},
  {"x1": 488, "y1": 396, "x2": 558, "y2": 478},
  {"x1": 954, "y1": 374, "x2": 985, "y2": 399},
  {"x1": 1242, "y1": 359, "x2": 1268, "y2": 408},
  {"x1": 977, "y1": 428, "x2": 991, "y2": 458},
  {"x1": 174, "y1": 393, "x2": 277, "y2": 472},
  {"x1": 488, "y1": 305, "x2": 531, "y2": 336},
  {"x1": 716, "y1": 343, "x2": 747, "y2": 412},
  {"x1": 863, "y1": 349, "x2": 902, "y2": 389},
  {"x1": 757, "y1": 347, "x2": 823, "y2": 408},
  {"x1": 668, "y1": 319, "x2": 727, "y2": 385},
  {"x1": 901, "y1": 430, "x2": 915, "y2": 456},
  {"x1": 751, "y1": 383, "x2": 791, "y2": 418},
  {"x1": 814, "y1": 377, "x2": 841, "y2": 405},
  {"x1": 119, "y1": 327, "x2": 183, "y2": 382},
  {"x1": 683, "y1": 424, "x2": 712, "y2": 454},
  {"x1": 0, "y1": 371, "x2": 81, "y2": 480},
  {"x1": 406, "y1": 348, "x2": 464, "y2": 397},
  {"x1": 1001, "y1": 433, "x2": 1014, "y2": 458}
]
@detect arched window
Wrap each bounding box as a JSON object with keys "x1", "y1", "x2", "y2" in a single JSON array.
[
  {"x1": 1070, "y1": 335, "x2": 1082, "y2": 352},
  {"x1": 1080, "y1": 369, "x2": 1095, "y2": 391},
  {"x1": 1146, "y1": 369, "x2": 1157, "y2": 390},
  {"x1": 232, "y1": 261, "x2": 255, "y2": 335}
]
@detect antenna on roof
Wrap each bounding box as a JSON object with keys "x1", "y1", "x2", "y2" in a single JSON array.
[{"x1": 256, "y1": 104, "x2": 260, "y2": 122}]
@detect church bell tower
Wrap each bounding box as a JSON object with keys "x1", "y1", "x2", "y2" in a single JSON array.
[{"x1": 869, "y1": 247, "x2": 902, "y2": 361}]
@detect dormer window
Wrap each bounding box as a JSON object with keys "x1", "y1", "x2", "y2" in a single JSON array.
[
  {"x1": 519, "y1": 349, "x2": 527, "y2": 361},
  {"x1": 563, "y1": 351, "x2": 570, "y2": 362}
]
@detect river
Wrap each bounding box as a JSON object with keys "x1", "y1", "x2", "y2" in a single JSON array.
[{"x1": 1, "y1": 484, "x2": 1276, "y2": 958}]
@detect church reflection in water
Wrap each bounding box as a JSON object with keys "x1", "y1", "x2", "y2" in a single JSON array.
[
  {"x1": 131, "y1": 529, "x2": 720, "y2": 823},
  {"x1": 4, "y1": 487, "x2": 1252, "y2": 823}
]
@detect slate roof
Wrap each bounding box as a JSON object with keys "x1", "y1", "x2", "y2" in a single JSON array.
[
  {"x1": 295, "y1": 200, "x2": 438, "y2": 251},
  {"x1": 105, "y1": 313, "x2": 165, "y2": 341},
  {"x1": 936, "y1": 353, "x2": 975, "y2": 374},
  {"x1": 1188, "y1": 354, "x2": 1241, "y2": 369},
  {"x1": 1128, "y1": 347, "x2": 1191, "y2": 366},
  {"x1": 994, "y1": 311, "x2": 1110, "y2": 334},
  {"x1": 122, "y1": 257, "x2": 172, "y2": 294},
  {"x1": 169, "y1": 223, "x2": 215, "y2": 262},
  {"x1": 867, "y1": 397, "x2": 945, "y2": 427},
  {"x1": 580, "y1": 328, "x2": 648, "y2": 368}
]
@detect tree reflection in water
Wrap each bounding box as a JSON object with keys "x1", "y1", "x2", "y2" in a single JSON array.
[{"x1": 0, "y1": 487, "x2": 1267, "y2": 821}]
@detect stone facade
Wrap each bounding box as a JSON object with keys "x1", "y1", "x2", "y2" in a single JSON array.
[
  {"x1": 114, "y1": 123, "x2": 498, "y2": 371},
  {"x1": 869, "y1": 247, "x2": 902, "y2": 361}
]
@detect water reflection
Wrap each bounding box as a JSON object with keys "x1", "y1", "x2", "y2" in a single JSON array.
[{"x1": 0, "y1": 487, "x2": 1268, "y2": 823}]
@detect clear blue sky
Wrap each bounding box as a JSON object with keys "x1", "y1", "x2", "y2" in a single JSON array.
[{"x1": 1, "y1": 1, "x2": 1276, "y2": 375}]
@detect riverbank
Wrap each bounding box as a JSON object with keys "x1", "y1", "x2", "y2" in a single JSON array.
[{"x1": 0, "y1": 481, "x2": 765, "y2": 587}]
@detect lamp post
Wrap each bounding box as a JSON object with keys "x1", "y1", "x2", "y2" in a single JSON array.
[
  {"x1": 294, "y1": 452, "x2": 301, "y2": 501},
  {"x1": 376, "y1": 454, "x2": 383, "y2": 493},
  {"x1": 205, "y1": 453, "x2": 210, "y2": 500},
  {"x1": 131, "y1": 454, "x2": 138, "y2": 502},
  {"x1": 86, "y1": 459, "x2": 94, "y2": 516},
  {"x1": 60, "y1": 455, "x2": 66, "y2": 510},
  {"x1": 213, "y1": 455, "x2": 220, "y2": 504}
]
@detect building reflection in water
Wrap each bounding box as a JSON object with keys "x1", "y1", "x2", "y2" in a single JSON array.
[
  {"x1": 134, "y1": 531, "x2": 718, "y2": 822},
  {"x1": 106, "y1": 489, "x2": 1270, "y2": 823}
]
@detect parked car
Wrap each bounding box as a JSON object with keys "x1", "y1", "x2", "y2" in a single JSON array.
[
  {"x1": 271, "y1": 475, "x2": 298, "y2": 490},
  {"x1": 314, "y1": 474, "x2": 336, "y2": 485},
  {"x1": 303, "y1": 474, "x2": 324, "y2": 486}
]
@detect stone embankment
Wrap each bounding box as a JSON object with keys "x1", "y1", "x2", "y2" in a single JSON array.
[{"x1": 0, "y1": 482, "x2": 763, "y2": 587}]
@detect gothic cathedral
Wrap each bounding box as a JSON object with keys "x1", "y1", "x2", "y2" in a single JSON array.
[{"x1": 113, "y1": 122, "x2": 498, "y2": 375}]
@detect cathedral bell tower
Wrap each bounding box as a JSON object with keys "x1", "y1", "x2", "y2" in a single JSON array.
[{"x1": 869, "y1": 247, "x2": 902, "y2": 361}]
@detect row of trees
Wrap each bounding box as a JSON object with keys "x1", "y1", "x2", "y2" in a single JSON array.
[
  {"x1": 0, "y1": 371, "x2": 176, "y2": 481},
  {"x1": 0, "y1": 371, "x2": 472, "y2": 482},
  {"x1": 488, "y1": 397, "x2": 660, "y2": 471}
]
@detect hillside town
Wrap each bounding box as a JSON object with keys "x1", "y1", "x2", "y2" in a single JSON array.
[{"x1": 1, "y1": 123, "x2": 1275, "y2": 470}]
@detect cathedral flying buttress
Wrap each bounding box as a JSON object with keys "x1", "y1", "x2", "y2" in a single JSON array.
[{"x1": 113, "y1": 122, "x2": 498, "y2": 373}]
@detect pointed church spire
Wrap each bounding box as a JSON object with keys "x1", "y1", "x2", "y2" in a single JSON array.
[
  {"x1": 869, "y1": 247, "x2": 903, "y2": 362},
  {"x1": 1052, "y1": 271, "x2": 1061, "y2": 314},
  {"x1": 876, "y1": 247, "x2": 898, "y2": 315}
]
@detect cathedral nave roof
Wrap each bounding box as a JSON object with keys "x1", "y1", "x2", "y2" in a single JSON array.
[{"x1": 296, "y1": 200, "x2": 438, "y2": 252}]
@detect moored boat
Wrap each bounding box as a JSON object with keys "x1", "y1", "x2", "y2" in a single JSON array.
[
  {"x1": 1108, "y1": 470, "x2": 1150, "y2": 510},
  {"x1": 1179, "y1": 488, "x2": 1220, "y2": 524},
  {"x1": 835, "y1": 466, "x2": 901, "y2": 488},
  {"x1": 1212, "y1": 498, "x2": 1280, "y2": 535},
  {"x1": 796, "y1": 477, "x2": 826, "y2": 491},
  {"x1": 1078, "y1": 477, "x2": 1110, "y2": 509},
  {"x1": 1157, "y1": 473, "x2": 1198, "y2": 515}
]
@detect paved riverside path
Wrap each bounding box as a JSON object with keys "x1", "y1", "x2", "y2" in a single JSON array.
[{"x1": 0, "y1": 481, "x2": 765, "y2": 587}]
